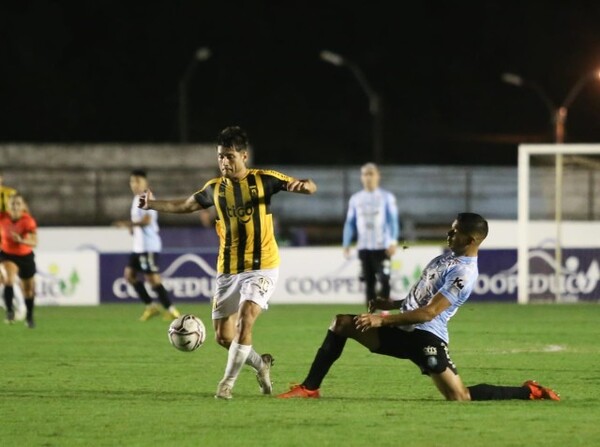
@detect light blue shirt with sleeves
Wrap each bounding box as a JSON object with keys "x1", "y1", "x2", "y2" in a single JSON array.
[
  {"x1": 398, "y1": 253, "x2": 478, "y2": 343},
  {"x1": 343, "y1": 188, "x2": 399, "y2": 250}
]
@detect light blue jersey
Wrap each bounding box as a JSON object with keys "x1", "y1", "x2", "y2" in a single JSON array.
[
  {"x1": 343, "y1": 188, "x2": 399, "y2": 250},
  {"x1": 398, "y1": 252, "x2": 478, "y2": 343},
  {"x1": 131, "y1": 195, "x2": 161, "y2": 253}
]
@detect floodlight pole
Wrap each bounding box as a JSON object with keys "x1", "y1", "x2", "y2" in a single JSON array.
[
  {"x1": 178, "y1": 47, "x2": 212, "y2": 143},
  {"x1": 320, "y1": 50, "x2": 383, "y2": 164},
  {"x1": 502, "y1": 70, "x2": 600, "y2": 302}
]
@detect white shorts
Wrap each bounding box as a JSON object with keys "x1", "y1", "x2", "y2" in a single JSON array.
[{"x1": 211, "y1": 268, "x2": 279, "y2": 320}]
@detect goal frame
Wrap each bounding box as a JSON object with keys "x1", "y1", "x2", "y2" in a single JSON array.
[{"x1": 518, "y1": 144, "x2": 600, "y2": 304}]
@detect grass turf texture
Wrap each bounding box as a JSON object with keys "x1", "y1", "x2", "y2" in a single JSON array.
[{"x1": 1, "y1": 303, "x2": 599, "y2": 447}]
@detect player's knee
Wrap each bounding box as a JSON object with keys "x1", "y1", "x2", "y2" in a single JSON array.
[
  {"x1": 124, "y1": 274, "x2": 136, "y2": 284},
  {"x1": 442, "y1": 386, "x2": 471, "y2": 401},
  {"x1": 329, "y1": 314, "x2": 354, "y2": 334},
  {"x1": 146, "y1": 274, "x2": 162, "y2": 286},
  {"x1": 214, "y1": 333, "x2": 232, "y2": 348}
]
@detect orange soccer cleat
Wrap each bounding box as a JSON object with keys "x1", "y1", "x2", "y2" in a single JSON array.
[
  {"x1": 277, "y1": 384, "x2": 320, "y2": 399},
  {"x1": 523, "y1": 380, "x2": 560, "y2": 401}
]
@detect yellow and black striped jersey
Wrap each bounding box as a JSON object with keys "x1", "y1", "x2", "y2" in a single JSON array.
[
  {"x1": 0, "y1": 186, "x2": 17, "y2": 213},
  {"x1": 194, "y1": 169, "x2": 293, "y2": 274}
]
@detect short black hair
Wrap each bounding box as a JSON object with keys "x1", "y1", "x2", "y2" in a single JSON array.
[
  {"x1": 456, "y1": 212, "x2": 489, "y2": 240},
  {"x1": 130, "y1": 169, "x2": 147, "y2": 178},
  {"x1": 217, "y1": 126, "x2": 249, "y2": 151}
]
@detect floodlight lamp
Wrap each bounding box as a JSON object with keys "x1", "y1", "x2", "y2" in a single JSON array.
[
  {"x1": 320, "y1": 50, "x2": 345, "y2": 66},
  {"x1": 501, "y1": 72, "x2": 524, "y2": 87},
  {"x1": 195, "y1": 47, "x2": 212, "y2": 61}
]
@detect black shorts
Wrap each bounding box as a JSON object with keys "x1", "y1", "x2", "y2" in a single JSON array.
[
  {"x1": 0, "y1": 251, "x2": 37, "y2": 279},
  {"x1": 128, "y1": 252, "x2": 161, "y2": 274},
  {"x1": 371, "y1": 326, "x2": 458, "y2": 376}
]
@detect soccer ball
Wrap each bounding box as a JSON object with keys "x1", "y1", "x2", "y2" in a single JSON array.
[{"x1": 168, "y1": 314, "x2": 206, "y2": 352}]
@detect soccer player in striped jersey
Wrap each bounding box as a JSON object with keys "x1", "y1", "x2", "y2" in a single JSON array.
[
  {"x1": 278, "y1": 213, "x2": 560, "y2": 401},
  {"x1": 139, "y1": 126, "x2": 317, "y2": 399},
  {"x1": 0, "y1": 173, "x2": 17, "y2": 213},
  {"x1": 343, "y1": 163, "x2": 399, "y2": 309}
]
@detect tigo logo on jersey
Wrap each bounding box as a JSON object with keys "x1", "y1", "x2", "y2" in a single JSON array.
[{"x1": 226, "y1": 203, "x2": 255, "y2": 223}]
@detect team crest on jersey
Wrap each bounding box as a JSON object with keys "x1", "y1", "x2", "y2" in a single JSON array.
[
  {"x1": 218, "y1": 181, "x2": 227, "y2": 197},
  {"x1": 249, "y1": 186, "x2": 258, "y2": 198}
]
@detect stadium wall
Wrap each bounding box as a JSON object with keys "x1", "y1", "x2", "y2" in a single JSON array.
[{"x1": 3, "y1": 144, "x2": 599, "y2": 235}]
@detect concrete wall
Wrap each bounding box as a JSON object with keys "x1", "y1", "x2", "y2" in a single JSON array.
[{"x1": 2, "y1": 144, "x2": 599, "y2": 238}]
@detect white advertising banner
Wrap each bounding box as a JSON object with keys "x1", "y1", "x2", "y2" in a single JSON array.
[
  {"x1": 274, "y1": 246, "x2": 443, "y2": 304},
  {"x1": 34, "y1": 251, "x2": 100, "y2": 306}
]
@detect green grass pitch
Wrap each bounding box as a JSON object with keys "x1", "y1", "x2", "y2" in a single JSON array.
[{"x1": 2, "y1": 302, "x2": 599, "y2": 447}]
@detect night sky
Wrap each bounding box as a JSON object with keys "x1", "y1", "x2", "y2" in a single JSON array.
[{"x1": 3, "y1": 1, "x2": 600, "y2": 165}]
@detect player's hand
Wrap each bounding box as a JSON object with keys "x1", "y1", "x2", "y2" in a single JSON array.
[
  {"x1": 343, "y1": 247, "x2": 351, "y2": 259},
  {"x1": 385, "y1": 244, "x2": 397, "y2": 257},
  {"x1": 369, "y1": 297, "x2": 396, "y2": 311},
  {"x1": 11, "y1": 232, "x2": 23, "y2": 243},
  {"x1": 354, "y1": 313, "x2": 383, "y2": 332},
  {"x1": 138, "y1": 189, "x2": 153, "y2": 209},
  {"x1": 287, "y1": 179, "x2": 315, "y2": 193}
]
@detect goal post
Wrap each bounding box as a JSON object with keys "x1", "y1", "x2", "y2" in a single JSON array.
[{"x1": 518, "y1": 144, "x2": 600, "y2": 304}]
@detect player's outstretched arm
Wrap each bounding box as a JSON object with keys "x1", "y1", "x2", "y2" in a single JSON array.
[
  {"x1": 356, "y1": 293, "x2": 451, "y2": 331},
  {"x1": 287, "y1": 178, "x2": 317, "y2": 194},
  {"x1": 139, "y1": 190, "x2": 203, "y2": 214}
]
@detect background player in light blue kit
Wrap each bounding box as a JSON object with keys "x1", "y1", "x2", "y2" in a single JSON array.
[
  {"x1": 279, "y1": 213, "x2": 560, "y2": 401},
  {"x1": 343, "y1": 163, "x2": 399, "y2": 310}
]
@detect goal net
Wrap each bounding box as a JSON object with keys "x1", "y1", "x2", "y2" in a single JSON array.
[{"x1": 518, "y1": 144, "x2": 600, "y2": 303}]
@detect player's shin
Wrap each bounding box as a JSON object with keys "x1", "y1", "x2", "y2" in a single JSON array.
[
  {"x1": 221, "y1": 341, "x2": 252, "y2": 388},
  {"x1": 303, "y1": 330, "x2": 347, "y2": 390},
  {"x1": 468, "y1": 384, "x2": 530, "y2": 400}
]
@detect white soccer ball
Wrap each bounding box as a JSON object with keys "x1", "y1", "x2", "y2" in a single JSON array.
[{"x1": 168, "y1": 314, "x2": 206, "y2": 352}]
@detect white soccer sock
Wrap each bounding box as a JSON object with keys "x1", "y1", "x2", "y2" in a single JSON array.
[
  {"x1": 221, "y1": 341, "x2": 252, "y2": 388},
  {"x1": 245, "y1": 348, "x2": 264, "y2": 372}
]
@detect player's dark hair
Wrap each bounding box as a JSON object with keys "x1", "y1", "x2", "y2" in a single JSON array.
[
  {"x1": 456, "y1": 212, "x2": 488, "y2": 240},
  {"x1": 217, "y1": 126, "x2": 249, "y2": 151},
  {"x1": 130, "y1": 169, "x2": 147, "y2": 178}
]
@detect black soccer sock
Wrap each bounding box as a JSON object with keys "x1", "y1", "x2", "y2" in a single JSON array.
[
  {"x1": 377, "y1": 258, "x2": 392, "y2": 299},
  {"x1": 468, "y1": 384, "x2": 530, "y2": 400},
  {"x1": 153, "y1": 284, "x2": 173, "y2": 309},
  {"x1": 302, "y1": 330, "x2": 347, "y2": 390},
  {"x1": 132, "y1": 281, "x2": 152, "y2": 304},
  {"x1": 3, "y1": 285, "x2": 14, "y2": 311},
  {"x1": 25, "y1": 296, "x2": 34, "y2": 320},
  {"x1": 365, "y1": 278, "x2": 377, "y2": 303}
]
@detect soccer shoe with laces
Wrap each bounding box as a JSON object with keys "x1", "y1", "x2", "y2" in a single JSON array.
[
  {"x1": 523, "y1": 380, "x2": 560, "y2": 401},
  {"x1": 215, "y1": 380, "x2": 233, "y2": 400},
  {"x1": 276, "y1": 384, "x2": 320, "y2": 399},
  {"x1": 139, "y1": 305, "x2": 160, "y2": 321},
  {"x1": 256, "y1": 354, "x2": 274, "y2": 395},
  {"x1": 162, "y1": 308, "x2": 181, "y2": 321}
]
